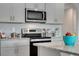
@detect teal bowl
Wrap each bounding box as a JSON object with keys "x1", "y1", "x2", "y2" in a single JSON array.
[{"x1": 63, "y1": 36, "x2": 78, "y2": 46}]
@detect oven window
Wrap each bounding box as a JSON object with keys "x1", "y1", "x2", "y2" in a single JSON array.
[{"x1": 27, "y1": 10, "x2": 43, "y2": 20}]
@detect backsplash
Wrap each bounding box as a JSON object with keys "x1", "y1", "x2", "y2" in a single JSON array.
[{"x1": 0, "y1": 23, "x2": 63, "y2": 38}]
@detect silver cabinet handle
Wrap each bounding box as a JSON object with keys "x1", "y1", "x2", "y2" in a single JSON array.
[
  {"x1": 54, "y1": 18, "x2": 58, "y2": 22},
  {"x1": 13, "y1": 16, "x2": 15, "y2": 20},
  {"x1": 10, "y1": 16, "x2": 12, "y2": 21}
]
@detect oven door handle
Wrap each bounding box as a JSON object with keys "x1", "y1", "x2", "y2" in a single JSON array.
[{"x1": 30, "y1": 40, "x2": 51, "y2": 43}]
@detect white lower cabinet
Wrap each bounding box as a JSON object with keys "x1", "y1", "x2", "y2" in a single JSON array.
[
  {"x1": 1, "y1": 39, "x2": 30, "y2": 56},
  {"x1": 38, "y1": 46, "x2": 76, "y2": 56},
  {"x1": 60, "y1": 52, "x2": 76, "y2": 56},
  {"x1": 16, "y1": 45, "x2": 29, "y2": 56},
  {"x1": 38, "y1": 46, "x2": 61, "y2": 56},
  {"x1": 1, "y1": 47, "x2": 15, "y2": 56},
  {"x1": 1, "y1": 45, "x2": 29, "y2": 56}
]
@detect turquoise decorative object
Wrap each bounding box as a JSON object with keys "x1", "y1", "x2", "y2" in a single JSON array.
[{"x1": 63, "y1": 36, "x2": 78, "y2": 46}]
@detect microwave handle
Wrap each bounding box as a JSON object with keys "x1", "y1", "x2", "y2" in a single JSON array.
[
  {"x1": 25, "y1": 8, "x2": 27, "y2": 22},
  {"x1": 43, "y1": 11, "x2": 44, "y2": 20},
  {"x1": 43, "y1": 11, "x2": 46, "y2": 20}
]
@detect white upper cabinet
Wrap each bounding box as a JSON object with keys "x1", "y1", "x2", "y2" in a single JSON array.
[
  {"x1": 46, "y1": 3, "x2": 56, "y2": 23},
  {"x1": 55, "y1": 3, "x2": 64, "y2": 23},
  {"x1": 26, "y1": 3, "x2": 45, "y2": 11},
  {"x1": 11, "y1": 3, "x2": 25, "y2": 23},
  {"x1": 0, "y1": 3, "x2": 11, "y2": 22},
  {"x1": 0, "y1": 3, "x2": 25, "y2": 23},
  {"x1": 0, "y1": 3, "x2": 64, "y2": 23},
  {"x1": 46, "y1": 3, "x2": 64, "y2": 24}
]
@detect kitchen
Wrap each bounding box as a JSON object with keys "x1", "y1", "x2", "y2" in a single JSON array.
[{"x1": 0, "y1": 3, "x2": 79, "y2": 56}]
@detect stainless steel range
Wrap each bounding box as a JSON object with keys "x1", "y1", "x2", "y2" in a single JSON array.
[{"x1": 21, "y1": 28, "x2": 51, "y2": 56}]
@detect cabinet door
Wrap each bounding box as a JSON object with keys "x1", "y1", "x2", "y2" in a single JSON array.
[
  {"x1": 26, "y1": 3, "x2": 45, "y2": 10},
  {"x1": 1, "y1": 47, "x2": 15, "y2": 56},
  {"x1": 46, "y1": 3, "x2": 56, "y2": 23},
  {"x1": 17, "y1": 45, "x2": 29, "y2": 56},
  {"x1": 55, "y1": 3, "x2": 64, "y2": 23},
  {"x1": 11, "y1": 3, "x2": 25, "y2": 23},
  {"x1": 0, "y1": 3, "x2": 12, "y2": 22}
]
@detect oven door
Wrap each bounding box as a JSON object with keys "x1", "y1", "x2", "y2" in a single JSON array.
[{"x1": 25, "y1": 9, "x2": 46, "y2": 23}]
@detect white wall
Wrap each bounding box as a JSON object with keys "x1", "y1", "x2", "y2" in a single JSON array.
[
  {"x1": 75, "y1": 4, "x2": 79, "y2": 38},
  {"x1": 73, "y1": 3, "x2": 79, "y2": 38},
  {"x1": 63, "y1": 3, "x2": 77, "y2": 34}
]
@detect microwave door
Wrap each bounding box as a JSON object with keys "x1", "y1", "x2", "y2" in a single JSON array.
[{"x1": 27, "y1": 11, "x2": 43, "y2": 20}]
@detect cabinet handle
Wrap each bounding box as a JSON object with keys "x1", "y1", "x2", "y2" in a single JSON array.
[
  {"x1": 10, "y1": 16, "x2": 12, "y2": 21},
  {"x1": 54, "y1": 18, "x2": 58, "y2": 22},
  {"x1": 13, "y1": 16, "x2": 15, "y2": 20}
]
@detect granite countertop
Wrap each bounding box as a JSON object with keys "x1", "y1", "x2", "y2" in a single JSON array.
[{"x1": 33, "y1": 40, "x2": 79, "y2": 55}]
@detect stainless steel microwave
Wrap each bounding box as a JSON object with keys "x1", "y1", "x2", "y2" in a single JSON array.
[{"x1": 25, "y1": 8, "x2": 46, "y2": 23}]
